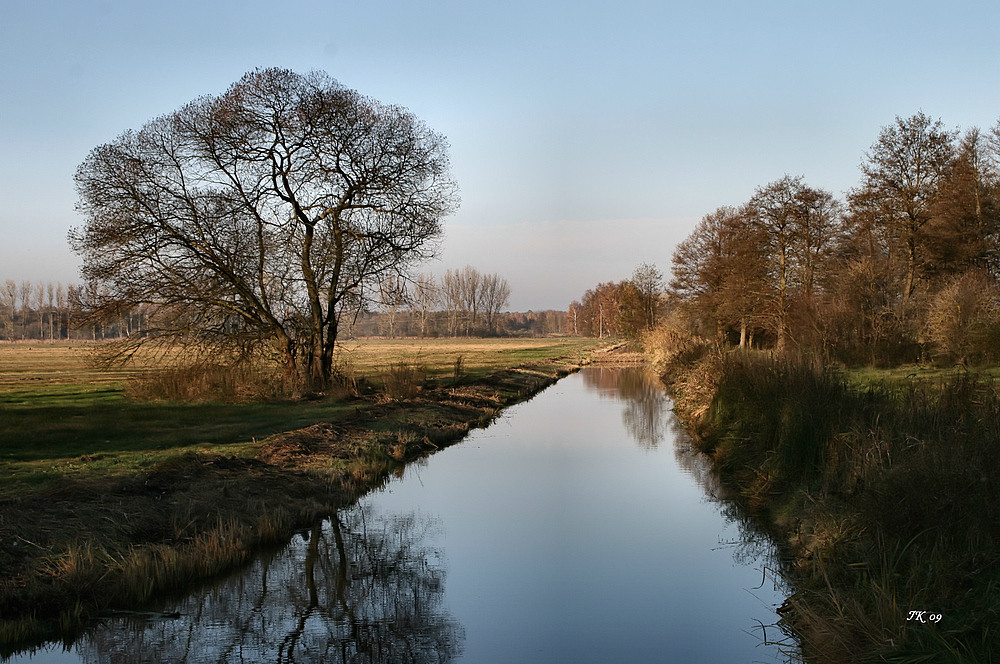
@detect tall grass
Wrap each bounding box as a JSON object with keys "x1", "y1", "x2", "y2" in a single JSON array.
[
  {"x1": 378, "y1": 360, "x2": 427, "y2": 401},
  {"x1": 666, "y1": 350, "x2": 1000, "y2": 662},
  {"x1": 125, "y1": 363, "x2": 288, "y2": 402}
]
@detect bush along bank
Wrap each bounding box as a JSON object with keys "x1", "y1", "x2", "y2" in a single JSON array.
[
  {"x1": 662, "y1": 350, "x2": 1000, "y2": 663},
  {"x1": 0, "y1": 354, "x2": 589, "y2": 656}
]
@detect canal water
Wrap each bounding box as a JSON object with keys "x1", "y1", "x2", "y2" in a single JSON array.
[{"x1": 9, "y1": 367, "x2": 796, "y2": 663}]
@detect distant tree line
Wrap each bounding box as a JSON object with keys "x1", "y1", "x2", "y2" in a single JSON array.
[
  {"x1": 0, "y1": 279, "x2": 145, "y2": 341},
  {"x1": 568, "y1": 264, "x2": 665, "y2": 339},
  {"x1": 0, "y1": 267, "x2": 568, "y2": 341},
  {"x1": 348, "y1": 307, "x2": 567, "y2": 338},
  {"x1": 347, "y1": 265, "x2": 567, "y2": 338},
  {"x1": 665, "y1": 112, "x2": 1000, "y2": 365}
]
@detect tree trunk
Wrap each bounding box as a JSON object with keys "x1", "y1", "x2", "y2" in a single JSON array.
[{"x1": 282, "y1": 341, "x2": 298, "y2": 388}]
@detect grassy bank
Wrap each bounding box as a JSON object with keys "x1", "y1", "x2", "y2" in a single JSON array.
[
  {"x1": 662, "y1": 351, "x2": 999, "y2": 663},
  {"x1": 0, "y1": 338, "x2": 604, "y2": 654}
]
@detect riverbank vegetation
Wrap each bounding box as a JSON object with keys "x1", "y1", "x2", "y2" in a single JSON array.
[
  {"x1": 647, "y1": 112, "x2": 1000, "y2": 661},
  {"x1": 0, "y1": 338, "x2": 603, "y2": 654},
  {"x1": 660, "y1": 351, "x2": 999, "y2": 661}
]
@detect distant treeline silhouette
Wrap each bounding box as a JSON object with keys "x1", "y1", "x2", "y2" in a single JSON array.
[
  {"x1": 1, "y1": 273, "x2": 569, "y2": 341},
  {"x1": 0, "y1": 279, "x2": 142, "y2": 341}
]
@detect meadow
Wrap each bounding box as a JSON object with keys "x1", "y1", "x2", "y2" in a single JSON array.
[{"x1": 0, "y1": 338, "x2": 598, "y2": 495}]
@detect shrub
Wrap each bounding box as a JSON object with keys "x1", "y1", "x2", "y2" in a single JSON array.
[
  {"x1": 379, "y1": 361, "x2": 427, "y2": 401},
  {"x1": 924, "y1": 269, "x2": 1000, "y2": 365},
  {"x1": 125, "y1": 363, "x2": 287, "y2": 402}
]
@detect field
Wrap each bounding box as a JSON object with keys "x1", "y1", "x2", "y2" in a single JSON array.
[
  {"x1": 0, "y1": 338, "x2": 599, "y2": 495},
  {"x1": 0, "y1": 336, "x2": 605, "y2": 649}
]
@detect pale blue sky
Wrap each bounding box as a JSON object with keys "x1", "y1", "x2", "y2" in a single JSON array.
[{"x1": 3, "y1": 0, "x2": 999, "y2": 310}]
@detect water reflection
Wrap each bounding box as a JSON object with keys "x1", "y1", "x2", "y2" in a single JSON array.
[
  {"x1": 76, "y1": 506, "x2": 463, "y2": 664},
  {"x1": 581, "y1": 366, "x2": 671, "y2": 448},
  {"x1": 660, "y1": 384, "x2": 798, "y2": 656},
  {"x1": 10, "y1": 367, "x2": 799, "y2": 663}
]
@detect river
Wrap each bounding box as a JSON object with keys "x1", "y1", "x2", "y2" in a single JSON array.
[{"x1": 9, "y1": 366, "x2": 797, "y2": 663}]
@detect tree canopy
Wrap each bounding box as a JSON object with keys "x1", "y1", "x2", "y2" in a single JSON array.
[{"x1": 72, "y1": 68, "x2": 457, "y2": 387}]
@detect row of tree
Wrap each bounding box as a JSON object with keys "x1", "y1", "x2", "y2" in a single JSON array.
[
  {"x1": 568, "y1": 264, "x2": 665, "y2": 338},
  {"x1": 349, "y1": 307, "x2": 567, "y2": 338},
  {"x1": 667, "y1": 112, "x2": 1000, "y2": 364},
  {"x1": 390, "y1": 266, "x2": 512, "y2": 338},
  {"x1": 0, "y1": 280, "x2": 136, "y2": 341},
  {"x1": 268, "y1": 265, "x2": 570, "y2": 338},
  {"x1": 1, "y1": 267, "x2": 515, "y2": 342}
]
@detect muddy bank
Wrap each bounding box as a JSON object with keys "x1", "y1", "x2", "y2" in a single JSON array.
[{"x1": 0, "y1": 351, "x2": 600, "y2": 654}]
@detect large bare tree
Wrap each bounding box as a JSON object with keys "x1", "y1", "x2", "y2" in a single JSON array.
[{"x1": 72, "y1": 68, "x2": 457, "y2": 387}]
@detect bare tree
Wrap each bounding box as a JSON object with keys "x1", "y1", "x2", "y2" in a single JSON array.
[
  {"x1": 924, "y1": 269, "x2": 1000, "y2": 364},
  {"x1": 34, "y1": 282, "x2": 45, "y2": 341},
  {"x1": 55, "y1": 283, "x2": 67, "y2": 340},
  {"x1": 46, "y1": 282, "x2": 55, "y2": 340},
  {"x1": 17, "y1": 281, "x2": 30, "y2": 340},
  {"x1": 0, "y1": 280, "x2": 15, "y2": 340},
  {"x1": 456, "y1": 266, "x2": 483, "y2": 335},
  {"x1": 630, "y1": 263, "x2": 664, "y2": 332},
  {"x1": 670, "y1": 206, "x2": 768, "y2": 347},
  {"x1": 72, "y1": 68, "x2": 457, "y2": 387},
  {"x1": 440, "y1": 269, "x2": 463, "y2": 337},
  {"x1": 747, "y1": 176, "x2": 842, "y2": 351},
  {"x1": 377, "y1": 275, "x2": 408, "y2": 338},
  {"x1": 480, "y1": 272, "x2": 511, "y2": 335},
  {"x1": 924, "y1": 127, "x2": 1000, "y2": 280},
  {"x1": 411, "y1": 272, "x2": 438, "y2": 338},
  {"x1": 567, "y1": 300, "x2": 581, "y2": 336}
]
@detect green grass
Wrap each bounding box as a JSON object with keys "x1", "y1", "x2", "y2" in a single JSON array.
[
  {"x1": 0, "y1": 375, "x2": 356, "y2": 493},
  {"x1": 843, "y1": 362, "x2": 1000, "y2": 387}
]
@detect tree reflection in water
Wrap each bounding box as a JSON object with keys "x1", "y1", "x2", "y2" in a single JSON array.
[
  {"x1": 581, "y1": 366, "x2": 671, "y2": 448},
  {"x1": 585, "y1": 366, "x2": 794, "y2": 636},
  {"x1": 78, "y1": 505, "x2": 463, "y2": 663},
  {"x1": 668, "y1": 394, "x2": 795, "y2": 624}
]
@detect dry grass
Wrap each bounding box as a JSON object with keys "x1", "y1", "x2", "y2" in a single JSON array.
[
  {"x1": 0, "y1": 337, "x2": 598, "y2": 391},
  {"x1": 334, "y1": 337, "x2": 598, "y2": 381}
]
